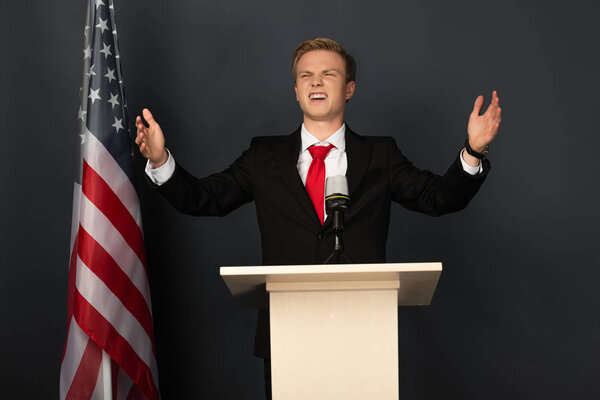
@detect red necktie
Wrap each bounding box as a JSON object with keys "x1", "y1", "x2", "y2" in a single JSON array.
[{"x1": 306, "y1": 144, "x2": 334, "y2": 224}]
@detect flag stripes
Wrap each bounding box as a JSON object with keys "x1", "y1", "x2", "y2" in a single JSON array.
[
  {"x1": 78, "y1": 193, "x2": 150, "y2": 307},
  {"x1": 61, "y1": 319, "x2": 90, "y2": 395},
  {"x1": 82, "y1": 160, "x2": 147, "y2": 270},
  {"x1": 77, "y1": 226, "x2": 155, "y2": 341},
  {"x1": 66, "y1": 337, "x2": 103, "y2": 399},
  {"x1": 73, "y1": 290, "x2": 159, "y2": 400},
  {"x1": 75, "y1": 256, "x2": 157, "y2": 368},
  {"x1": 83, "y1": 131, "x2": 142, "y2": 232}
]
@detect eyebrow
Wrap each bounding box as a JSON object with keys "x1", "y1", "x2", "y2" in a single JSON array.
[{"x1": 298, "y1": 69, "x2": 341, "y2": 75}]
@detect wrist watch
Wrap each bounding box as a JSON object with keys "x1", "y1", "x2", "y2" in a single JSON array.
[{"x1": 464, "y1": 138, "x2": 489, "y2": 159}]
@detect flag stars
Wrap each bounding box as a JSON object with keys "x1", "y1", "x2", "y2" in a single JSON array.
[
  {"x1": 96, "y1": 17, "x2": 109, "y2": 33},
  {"x1": 80, "y1": 127, "x2": 92, "y2": 145},
  {"x1": 112, "y1": 116, "x2": 124, "y2": 133},
  {"x1": 89, "y1": 88, "x2": 101, "y2": 104},
  {"x1": 108, "y1": 93, "x2": 120, "y2": 109},
  {"x1": 105, "y1": 67, "x2": 116, "y2": 83},
  {"x1": 83, "y1": 46, "x2": 92, "y2": 59},
  {"x1": 78, "y1": 106, "x2": 87, "y2": 121},
  {"x1": 95, "y1": 0, "x2": 105, "y2": 9},
  {"x1": 86, "y1": 64, "x2": 97, "y2": 77},
  {"x1": 100, "y1": 43, "x2": 112, "y2": 58}
]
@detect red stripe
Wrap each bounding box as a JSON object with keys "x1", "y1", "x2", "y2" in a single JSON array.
[
  {"x1": 82, "y1": 160, "x2": 147, "y2": 268},
  {"x1": 126, "y1": 383, "x2": 146, "y2": 400},
  {"x1": 74, "y1": 290, "x2": 159, "y2": 400},
  {"x1": 111, "y1": 358, "x2": 120, "y2": 400},
  {"x1": 62, "y1": 229, "x2": 80, "y2": 362},
  {"x1": 77, "y1": 224, "x2": 156, "y2": 345},
  {"x1": 65, "y1": 337, "x2": 102, "y2": 400}
]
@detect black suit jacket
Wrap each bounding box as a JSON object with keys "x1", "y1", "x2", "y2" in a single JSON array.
[{"x1": 150, "y1": 126, "x2": 489, "y2": 356}]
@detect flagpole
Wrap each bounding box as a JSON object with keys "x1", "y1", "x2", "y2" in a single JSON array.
[{"x1": 102, "y1": 350, "x2": 113, "y2": 400}]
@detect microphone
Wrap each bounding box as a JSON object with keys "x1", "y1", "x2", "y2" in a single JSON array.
[
  {"x1": 325, "y1": 175, "x2": 350, "y2": 215},
  {"x1": 323, "y1": 176, "x2": 353, "y2": 264}
]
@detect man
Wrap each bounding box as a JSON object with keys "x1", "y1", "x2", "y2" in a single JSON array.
[{"x1": 135, "y1": 38, "x2": 501, "y2": 398}]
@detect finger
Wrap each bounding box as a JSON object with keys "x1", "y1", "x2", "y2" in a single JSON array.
[
  {"x1": 472, "y1": 95, "x2": 484, "y2": 116},
  {"x1": 135, "y1": 132, "x2": 144, "y2": 145},
  {"x1": 484, "y1": 93, "x2": 500, "y2": 116},
  {"x1": 136, "y1": 126, "x2": 146, "y2": 139},
  {"x1": 136, "y1": 115, "x2": 147, "y2": 129},
  {"x1": 142, "y1": 108, "x2": 156, "y2": 126}
]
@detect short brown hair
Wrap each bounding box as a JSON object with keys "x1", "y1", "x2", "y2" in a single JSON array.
[{"x1": 292, "y1": 37, "x2": 356, "y2": 83}]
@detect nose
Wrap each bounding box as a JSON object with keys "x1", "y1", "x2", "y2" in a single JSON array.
[{"x1": 310, "y1": 76, "x2": 323, "y2": 87}]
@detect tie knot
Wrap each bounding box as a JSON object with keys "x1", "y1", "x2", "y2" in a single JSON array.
[{"x1": 308, "y1": 144, "x2": 334, "y2": 160}]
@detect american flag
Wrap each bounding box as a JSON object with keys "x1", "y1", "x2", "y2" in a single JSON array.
[{"x1": 60, "y1": 1, "x2": 159, "y2": 399}]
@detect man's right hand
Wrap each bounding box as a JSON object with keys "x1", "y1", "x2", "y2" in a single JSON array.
[{"x1": 135, "y1": 108, "x2": 168, "y2": 169}]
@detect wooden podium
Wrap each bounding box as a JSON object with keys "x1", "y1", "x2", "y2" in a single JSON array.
[{"x1": 220, "y1": 263, "x2": 441, "y2": 400}]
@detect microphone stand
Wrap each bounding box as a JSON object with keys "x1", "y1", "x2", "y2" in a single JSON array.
[{"x1": 323, "y1": 206, "x2": 354, "y2": 265}]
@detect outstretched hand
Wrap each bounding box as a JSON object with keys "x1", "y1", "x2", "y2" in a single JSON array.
[
  {"x1": 467, "y1": 90, "x2": 502, "y2": 153},
  {"x1": 135, "y1": 108, "x2": 168, "y2": 168}
]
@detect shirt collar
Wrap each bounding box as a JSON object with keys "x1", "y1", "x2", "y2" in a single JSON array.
[{"x1": 300, "y1": 123, "x2": 346, "y2": 153}]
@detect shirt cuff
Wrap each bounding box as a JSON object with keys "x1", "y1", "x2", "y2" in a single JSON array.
[
  {"x1": 459, "y1": 148, "x2": 482, "y2": 175},
  {"x1": 145, "y1": 149, "x2": 175, "y2": 185}
]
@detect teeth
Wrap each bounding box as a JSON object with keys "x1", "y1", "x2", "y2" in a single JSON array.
[{"x1": 310, "y1": 93, "x2": 327, "y2": 99}]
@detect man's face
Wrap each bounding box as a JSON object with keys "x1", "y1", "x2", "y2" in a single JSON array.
[{"x1": 294, "y1": 50, "x2": 355, "y2": 124}]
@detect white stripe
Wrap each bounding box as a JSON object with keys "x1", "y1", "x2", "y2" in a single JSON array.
[
  {"x1": 83, "y1": 129, "x2": 142, "y2": 229},
  {"x1": 116, "y1": 366, "x2": 134, "y2": 400},
  {"x1": 102, "y1": 350, "x2": 114, "y2": 400},
  {"x1": 78, "y1": 193, "x2": 151, "y2": 310},
  {"x1": 70, "y1": 183, "x2": 82, "y2": 254},
  {"x1": 76, "y1": 256, "x2": 159, "y2": 386},
  {"x1": 59, "y1": 318, "x2": 89, "y2": 400}
]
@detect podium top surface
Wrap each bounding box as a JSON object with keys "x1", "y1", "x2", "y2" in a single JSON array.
[{"x1": 220, "y1": 262, "x2": 442, "y2": 306}]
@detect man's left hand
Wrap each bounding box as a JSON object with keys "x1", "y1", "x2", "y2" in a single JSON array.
[{"x1": 467, "y1": 90, "x2": 502, "y2": 153}]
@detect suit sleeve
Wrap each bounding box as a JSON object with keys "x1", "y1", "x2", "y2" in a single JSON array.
[
  {"x1": 388, "y1": 138, "x2": 490, "y2": 216},
  {"x1": 145, "y1": 139, "x2": 256, "y2": 217}
]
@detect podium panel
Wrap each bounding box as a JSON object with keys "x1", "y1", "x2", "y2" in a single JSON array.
[{"x1": 270, "y1": 288, "x2": 398, "y2": 399}]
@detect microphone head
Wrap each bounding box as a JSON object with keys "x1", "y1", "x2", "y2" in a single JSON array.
[
  {"x1": 325, "y1": 175, "x2": 350, "y2": 214},
  {"x1": 325, "y1": 175, "x2": 349, "y2": 197}
]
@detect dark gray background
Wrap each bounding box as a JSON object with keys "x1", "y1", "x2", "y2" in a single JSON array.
[{"x1": 2, "y1": 0, "x2": 599, "y2": 398}]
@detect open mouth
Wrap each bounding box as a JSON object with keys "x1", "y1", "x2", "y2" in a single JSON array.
[{"x1": 309, "y1": 93, "x2": 327, "y2": 101}]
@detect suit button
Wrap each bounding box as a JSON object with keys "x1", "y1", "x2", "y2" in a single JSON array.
[{"x1": 318, "y1": 234, "x2": 324, "y2": 240}]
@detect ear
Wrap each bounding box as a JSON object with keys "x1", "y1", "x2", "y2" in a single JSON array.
[
  {"x1": 345, "y1": 81, "x2": 356, "y2": 101},
  {"x1": 294, "y1": 85, "x2": 299, "y2": 102}
]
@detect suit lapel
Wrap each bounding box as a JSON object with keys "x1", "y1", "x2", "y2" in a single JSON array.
[
  {"x1": 344, "y1": 127, "x2": 371, "y2": 197},
  {"x1": 275, "y1": 128, "x2": 322, "y2": 226},
  {"x1": 322, "y1": 126, "x2": 372, "y2": 229}
]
